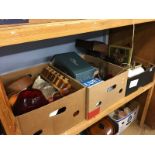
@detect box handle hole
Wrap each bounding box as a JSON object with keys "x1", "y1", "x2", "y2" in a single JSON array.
[
  {"x1": 127, "y1": 115, "x2": 132, "y2": 123},
  {"x1": 33, "y1": 129, "x2": 43, "y2": 135},
  {"x1": 96, "y1": 101, "x2": 102, "y2": 107},
  {"x1": 98, "y1": 123, "x2": 104, "y2": 129},
  {"x1": 49, "y1": 107, "x2": 66, "y2": 117},
  {"x1": 119, "y1": 88, "x2": 123, "y2": 93},
  {"x1": 73, "y1": 110, "x2": 79, "y2": 117},
  {"x1": 27, "y1": 74, "x2": 32, "y2": 77},
  {"x1": 107, "y1": 84, "x2": 117, "y2": 92}
]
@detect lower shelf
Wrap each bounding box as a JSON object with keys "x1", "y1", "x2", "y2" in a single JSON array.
[
  {"x1": 62, "y1": 82, "x2": 154, "y2": 135},
  {"x1": 121, "y1": 120, "x2": 155, "y2": 135}
]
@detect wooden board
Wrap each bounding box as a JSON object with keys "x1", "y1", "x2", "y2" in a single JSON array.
[
  {"x1": 0, "y1": 19, "x2": 154, "y2": 47},
  {"x1": 0, "y1": 80, "x2": 21, "y2": 134},
  {"x1": 0, "y1": 19, "x2": 79, "y2": 27},
  {"x1": 140, "y1": 81, "x2": 155, "y2": 127},
  {"x1": 62, "y1": 82, "x2": 154, "y2": 135}
]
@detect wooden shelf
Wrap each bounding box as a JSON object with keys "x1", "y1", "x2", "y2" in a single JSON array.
[
  {"x1": 0, "y1": 19, "x2": 154, "y2": 135},
  {"x1": 62, "y1": 82, "x2": 154, "y2": 135},
  {"x1": 0, "y1": 19, "x2": 154, "y2": 47}
]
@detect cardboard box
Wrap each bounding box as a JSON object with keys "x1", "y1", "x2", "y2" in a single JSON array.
[
  {"x1": 1, "y1": 64, "x2": 86, "y2": 135},
  {"x1": 82, "y1": 55, "x2": 128, "y2": 119},
  {"x1": 109, "y1": 101, "x2": 140, "y2": 134},
  {"x1": 54, "y1": 54, "x2": 128, "y2": 119},
  {"x1": 126, "y1": 57, "x2": 155, "y2": 96}
]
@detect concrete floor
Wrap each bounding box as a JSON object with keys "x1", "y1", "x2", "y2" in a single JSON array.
[{"x1": 121, "y1": 120, "x2": 155, "y2": 135}]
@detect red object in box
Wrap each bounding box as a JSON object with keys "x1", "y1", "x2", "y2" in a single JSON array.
[{"x1": 13, "y1": 89, "x2": 49, "y2": 116}]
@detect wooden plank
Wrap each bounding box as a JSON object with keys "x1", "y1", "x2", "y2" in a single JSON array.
[
  {"x1": 0, "y1": 19, "x2": 79, "y2": 27},
  {"x1": 0, "y1": 19, "x2": 78, "y2": 28},
  {"x1": 133, "y1": 22, "x2": 155, "y2": 64},
  {"x1": 0, "y1": 80, "x2": 21, "y2": 134},
  {"x1": 140, "y1": 85, "x2": 155, "y2": 127},
  {"x1": 29, "y1": 19, "x2": 79, "y2": 24},
  {"x1": 140, "y1": 75, "x2": 155, "y2": 127},
  {"x1": 0, "y1": 19, "x2": 154, "y2": 47},
  {"x1": 62, "y1": 82, "x2": 154, "y2": 135}
]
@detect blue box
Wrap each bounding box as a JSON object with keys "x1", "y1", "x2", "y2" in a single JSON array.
[
  {"x1": 82, "y1": 78, "x2": 102, "y2": 87},
  {"x1": 0, "y1": 19, "x2": 29, "y2": 25}
]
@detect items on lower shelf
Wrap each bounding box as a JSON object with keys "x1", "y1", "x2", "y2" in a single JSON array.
[
  {"x1": 80, "y1": 100, "x2": 140, "y2": 135},
  {"x1": 109, "y1": 101, "x2": 139, "y2": 135},
  {"x1": 82, "y1": 116, "x2": 118, "y2": 135}
]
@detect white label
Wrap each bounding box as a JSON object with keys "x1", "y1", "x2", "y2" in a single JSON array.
[
  {"x1": 129, "y1": 79, "x2": 139, "y2": 88},
  {"x1": 49, "y1": 110, "x2": 58, "y2": 117}
]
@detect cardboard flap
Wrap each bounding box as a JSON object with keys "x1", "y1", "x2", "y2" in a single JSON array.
[
  {"x1": 133, "y1": 56, "x2": 155, "y2": 69},
  {"x1": 80, "y1": 54, "x2": 126, "y2": 76}
]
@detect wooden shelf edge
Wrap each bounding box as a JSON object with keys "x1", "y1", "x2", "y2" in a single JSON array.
[
  {"x1": 0, "y1": 19, "x2": 154, "y2": 47},
  {"x1": 62, "y1": 82, "x2": 154, "y2": 135}
]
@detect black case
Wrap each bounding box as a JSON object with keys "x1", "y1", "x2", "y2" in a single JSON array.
[{"x1": 125, "y1": 65, "x2": 155, "y2": 96}]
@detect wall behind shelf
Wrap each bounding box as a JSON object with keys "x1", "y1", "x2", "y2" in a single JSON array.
[{"x1": 0, "y1": 30, "x2": 108, "y2": 74}]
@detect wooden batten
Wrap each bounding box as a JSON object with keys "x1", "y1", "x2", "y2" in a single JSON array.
[
  {"x1": 0, "y1": 80, "x2": 21, "y2": 134},
  {"x1": 0, "y1": 19, "x2": 154, "y2": 47}
]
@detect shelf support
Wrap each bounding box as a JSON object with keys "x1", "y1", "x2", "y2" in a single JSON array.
[
  {"x1": 140, "y1": 75, "x2": 155, "y2": 128},
  {"x1": 0, "y1": 79, "x2": 21, "y2": 134}
]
